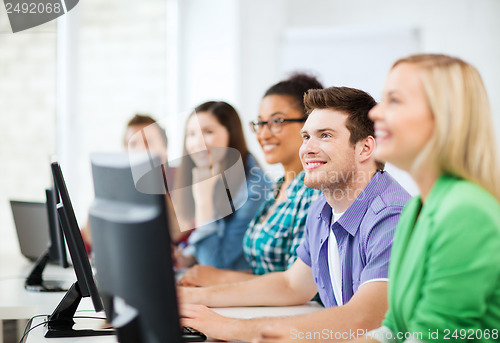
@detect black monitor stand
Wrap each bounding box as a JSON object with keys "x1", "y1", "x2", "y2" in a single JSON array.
[
  {"x1": 25, "y1": 188, "x2": 69, "y2": 292},
  {"x1": 24, "y1": 249, "x2": 67, "y2": 292},
  {"x1": 45, "y1": 282, "x2": 115, "y2": 338},
  {"x1": 45, "y1": 281, "x2": 115, "y2": 338}
]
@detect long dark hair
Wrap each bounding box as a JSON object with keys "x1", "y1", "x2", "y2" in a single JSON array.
[{"x1": 174, "y1": 101, "x2": 250, "y2": 223}]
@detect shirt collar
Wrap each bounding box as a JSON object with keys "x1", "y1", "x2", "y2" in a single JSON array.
[{"x1": 319, "y1": 171, "x2": 386, "y2": 236}]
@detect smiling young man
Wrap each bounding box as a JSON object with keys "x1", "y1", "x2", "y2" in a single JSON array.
[{"x1": 179, "y1": 87, "x2": 411, "y2": 342}]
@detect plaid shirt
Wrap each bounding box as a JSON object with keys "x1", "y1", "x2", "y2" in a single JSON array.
[{"x1": 243, "y1": 171, "x2": 320, "y2": 275}]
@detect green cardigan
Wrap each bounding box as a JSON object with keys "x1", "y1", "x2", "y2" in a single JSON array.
[{"x1": 383, "y1": 174, "x2": 500, "y2": 342}]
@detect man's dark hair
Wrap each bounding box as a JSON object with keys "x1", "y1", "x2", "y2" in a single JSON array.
[{"x1": 304, "y1": 87, "x2": 385, "y2": 171}]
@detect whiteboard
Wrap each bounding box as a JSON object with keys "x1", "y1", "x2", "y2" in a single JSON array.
[{"x1": 280, "y1": 26, "x2": 421, "y2": 195}]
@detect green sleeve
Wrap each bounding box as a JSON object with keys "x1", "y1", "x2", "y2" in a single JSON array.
[
  {"x1": 381, "y1": 308, "x2": 396, "y2": 340},
  {"x1": 407, "y1": 202, "x2": 500, "y2": 342},
  {"x1": 381, "y1": 198, "x2": 419, "y2": 336}
]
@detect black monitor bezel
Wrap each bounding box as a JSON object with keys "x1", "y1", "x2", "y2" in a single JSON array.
[
  {"x1": 89, "y1": 152, "x2": 185, "y2": 343},
  {"x1": 46, "y1": 187, "x2": 69, "y2": 268},
  {"x1": 51, "y1": 161, "x2": 103, "y2": 311},
  {"x1": 44, "y1": 162, "x2": 114, "y2": 338}
]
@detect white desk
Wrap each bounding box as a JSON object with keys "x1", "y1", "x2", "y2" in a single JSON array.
[
  {"x1": 1, "y1": 252, "x2": 323, "y2": 343},
  {"x1": 0, "y1": 251, "x2": 76, "y2": 342},
  {"x1": 24, "y1": 302, "x2": 323, "y2": 343},
  {"x1": 22, "y1": 300, "x2": 111, "y2": 343},
  {"x1": 0, "y1": 252, "x2": 76, "y2": 319}
]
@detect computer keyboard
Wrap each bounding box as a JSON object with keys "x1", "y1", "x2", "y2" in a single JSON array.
[{"x1": 182, "y1": 327, "x2": 207, "y2": 342}]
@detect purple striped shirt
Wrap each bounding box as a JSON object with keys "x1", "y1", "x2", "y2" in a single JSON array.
[{"x1": 297, "y1": 171, "x2": 410, "y2": 308}]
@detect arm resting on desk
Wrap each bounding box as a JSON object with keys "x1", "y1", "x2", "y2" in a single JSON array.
[
  {"x1": 179, "y1": 259, "x2": 317, "y2": 308},
  {"x1": 178, "y1": 265, "x2": 257, "y2": 287},
  {"x1": 182, "y1": 281, "x2": 387, "y2": 342}
]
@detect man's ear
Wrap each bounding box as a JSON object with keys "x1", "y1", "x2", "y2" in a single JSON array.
[{"x1": 357, "y1": 136, "x2": 376, "y2": 164}]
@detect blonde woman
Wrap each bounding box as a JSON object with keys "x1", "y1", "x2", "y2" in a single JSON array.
[
  {"x1": 256, "y1": 54, "x2": 500, "y2": 343},
  {"x1": 343, "y1": 54, "x2": 500, "y2": 343}
]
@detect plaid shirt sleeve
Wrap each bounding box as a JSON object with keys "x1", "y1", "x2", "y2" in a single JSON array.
[{"x1": 243, "y1": 171, "x2": 321, "y2": 275}]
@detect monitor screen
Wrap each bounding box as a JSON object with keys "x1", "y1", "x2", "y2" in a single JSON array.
[
  {"x1": 12, "y1": 190, "x2": 69, "y2": 292},
  {"x1": 10, "y1": 200, "x2": 51, "y2": 261},
  {"x1": 45, "y1": 162, "x2": 114, "y2": 338},
  {"x1": 89, "y1": 152, "x2": 182, "y2": 343}
]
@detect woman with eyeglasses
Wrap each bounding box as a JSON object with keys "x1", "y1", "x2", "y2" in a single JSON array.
[{"x1": 179, "y1": 73, "x2": 323, "y2": 287}]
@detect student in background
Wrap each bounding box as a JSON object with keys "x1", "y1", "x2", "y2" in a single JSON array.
[
  {"x1": 178, "y1": 73, "x2": 323, "y2": 286},
  {"x1": 81, "y1": 114, "x2": 178, "y2": 250},
  {"x1": 123, "y1": 114, "x2": 177, "y2": 188},
  {"x1": 124, "y1": 114, "x2": 168, "y2": 161},
  {"x1": 124, "y1": 114, "x2": 168, "y2": 163},
  {"x1": 173, "y1": 101, "x2": 270, "y2": 270},
  {"x1": 342, "y1": 54, "x2": 500, "y2": 343}
]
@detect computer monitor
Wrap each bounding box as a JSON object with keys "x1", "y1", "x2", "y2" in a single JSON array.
[
  {"x1": 46, "y1": 186, "x2": 70, "y2": 268},
  {"x1": 45, "y1": 161, "x2": 114, "y2": 338},
  {"x1": 17, "y1": 187, "x2": 70, "y2": 292},
  {"x1": 89, "y1": 153, "x2": 184, "y2": 343},
  {"x1": 10, "y1": 200, "x2": 52, "y2": 262}
]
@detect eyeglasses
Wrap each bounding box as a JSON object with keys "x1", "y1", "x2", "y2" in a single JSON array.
[{"x1": 249, "y1": 117, "x2": 306, "y2": 134}]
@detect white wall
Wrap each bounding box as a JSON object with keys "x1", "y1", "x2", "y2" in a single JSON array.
[
  {"x1": 0, "y1": 11, "x2": 57, "y2": 255},
  {"x1": 1, "y1": 0, "x2": 499, "y2": 253},
  {"x1": 282, "y1": 0, "x2": 500, "y2": 139},
  {"x1": 175, "y1": 0, "x2": 500, "y2": 189},
  {"x1": 237, "y1": 0, "x2": 289, "y2": 178},
  {"x1": 0, "y1": 0, "x2": 168, "y2": 254},
  {"x1": 69, "y1": 0, "x2": 168, "y2": 220},
  {"x1": 166, "y1": 0, "x2": 241, "y2": 162}
]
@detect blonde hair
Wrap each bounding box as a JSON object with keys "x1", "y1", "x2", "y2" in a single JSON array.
[{"x1": 392, "y1": 54, "x2": 500, "y2": 201}]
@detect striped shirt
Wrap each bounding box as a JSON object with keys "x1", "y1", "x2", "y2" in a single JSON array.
[
  {"x1": 297, "y1": 171, "x2": 411, "y2": 308},
  {"x1": 243, "y1": 171, "x2": 321, "y2": 275}
]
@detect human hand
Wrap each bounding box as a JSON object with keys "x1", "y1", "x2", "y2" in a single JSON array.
[
  {"x1": 178, "y1": 265, "x2": 219, "y2": 287},
  {"x1": 180, "y1": 304, "x2": 237, "y2": 341},
  {"x1": 177, "y1": 285, "x2": 198, "y2": 305},
  {"x1": 191, "y1": 165, "x2": 220, "y2": 226},
  {"x1": 172, "y1": 245, "x2": 196, "y2": 270},
  {"x1": 191, "y1": 165, "x2": 217, "y2": 198}
]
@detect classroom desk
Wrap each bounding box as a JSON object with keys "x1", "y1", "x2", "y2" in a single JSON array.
[
  {"x1": 0, "y1": 251, "x2": 76, "y2": 342},
  {"x1": 0, "y1": 252, "x2": 76, "y2": 318},
  {"x1": 24, "y1": 301, "x2": 323, "y2": 343},
  {"x1": 1, "y1": 252, "x2": 323, "y2": 343}
]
